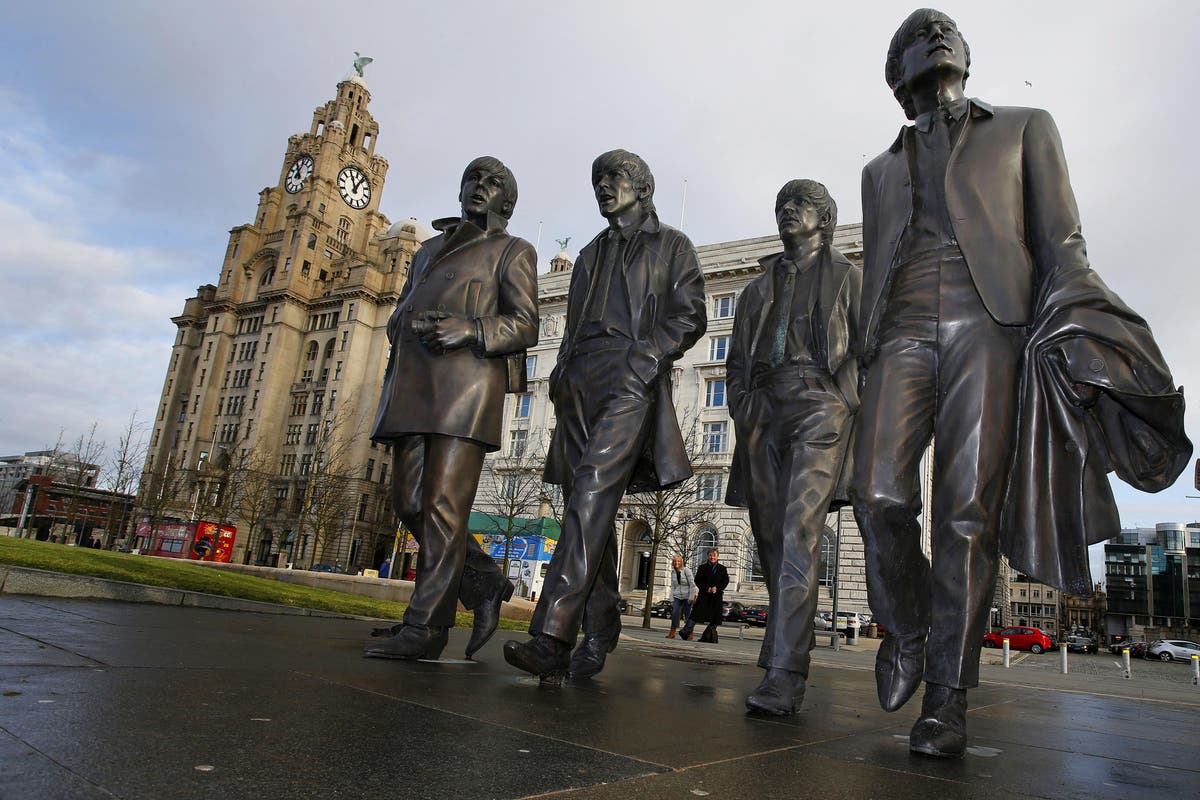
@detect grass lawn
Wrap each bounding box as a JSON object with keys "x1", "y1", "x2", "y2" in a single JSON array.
[{"x1": 0, "y1": 537, "x2": 528, "y2": 631}]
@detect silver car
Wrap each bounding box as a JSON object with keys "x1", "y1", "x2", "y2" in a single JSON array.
[{"x1": 1146, "y1": 639, "x2": 1200, "y2": 662}]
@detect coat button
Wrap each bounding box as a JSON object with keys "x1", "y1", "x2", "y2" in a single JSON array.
[
  {"x1": 406, "y1": 305, "x2": 413, "y2": 312},
  {"x1": 437, "y1": 304, "x2": 446, "y2": 311},
  {"x1": 1089, "y1": 358, "x2": 1104, "y2": 373},
  {"x1": 445, "y1": 271, "x2": 455, "y2": 279}
]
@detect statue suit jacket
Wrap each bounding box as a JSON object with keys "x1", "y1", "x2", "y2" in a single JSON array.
[
  {"x1": 858, "y1": 98, "x2": 1090, "y2": 361},
  {"x1": 542, "y1": 212, "x2": 707, "y2": 492},
  {"x1": 370, "y1": 212, "x2": 538, "y2": 451},
  {"x1": 724, "y1": 246, "x2": 862, "y2": 509}
]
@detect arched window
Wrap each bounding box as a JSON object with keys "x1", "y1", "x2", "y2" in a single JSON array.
[
  {"x1": 260, "y1": 267, "x2": 275, "y2": 286},
  {"x1": 819, "y1": 526, "x2": 836, "y2": 587},
  {"x1": 748, "y1": 538, "x2": 765, "y2": 583},
  {"x1": 307, "y1": 234, "x2": 317, "y2": 250},
  {"x1": 305, "y1": 341, "x2": 319, "y2": 362},
  {"x1": 693, "y1": 525, "x2": 719, "y2": 569}
]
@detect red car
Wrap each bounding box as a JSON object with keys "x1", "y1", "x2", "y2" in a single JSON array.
[{"x1": 982, "y1": 627, "x2": 1054, "y2": 654}]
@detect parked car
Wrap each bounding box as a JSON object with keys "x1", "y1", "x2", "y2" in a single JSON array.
[
  {"x1": 723, "y1": 601, "x2": 746, "y2": 621},
  {"x1": 1147, "y1": 640, "x2": 1200, "y2": 662},
  {"x1": 982, "y1": 626, "x2": 1054, "y2": 654},
  {"x1": 309, "y1": 563, "x2": 348, "y2": 574},
  {"x1": 649, "y1": 600, "x2": 672, "y2": 619},
  {"x1": 1063, "y1": 635, "x2": 1097, "y2": 654},
  {"x1": 736, "y1": 605, "x2": 769, "y2": 626},
  {"x1": 1129, "y1": 641, "x2": 1151, "y2": 659}
]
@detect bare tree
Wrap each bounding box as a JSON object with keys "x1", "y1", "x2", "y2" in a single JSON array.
[
  {"x1": 135, "y1": 453, "x2": 188, "y2": 552},
  {"x1": 61, "y1": 422, "x2": 106, "y2": 545},
  {"x1": 474, "y1": 430, "x2": 549, "y2": 584},
  {"x1": 300, "y1": 398, "x2": 361, "y2": 567},
  {"x1": 621, "y1": 408, "x2": 719, "y2": 629},
  {"x1": 100, "y1": 410, "x2": 147, "y2": 549},
  {"x1": 234, "y1": 446, "x2": 278, "y2": 564}
]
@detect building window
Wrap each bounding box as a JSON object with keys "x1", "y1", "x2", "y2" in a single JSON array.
[
  {"x1": 748, "y1": 541, "x2": 765, "y2": 583},
  {"x1": 708, "y1": 335, "x2": 730, "y2": 361},
  {"x1": 696, "y1": 474, "x2": 723, "y2": 502},
  {"x1": 514, "y1": 393, "x2": 532, "y2": 418},
  {"x1": 300, "y1": 454, "x2": 312, "y2": 476},
  {"x1": 334, "y1": 361, "x2": 343, "y2": 381},
  {"x1": 274, "y1": 487, "x2": 288, "y2": 513},
  {"x1": 509, "y1": 429, "x2": 528, "y2": 457},
  {"x1": 819, "y1": 527, "x2": 836, "y2": 587},
  {"x1": 694, "y1": 526, "x2": 719, "y2": 569},
  {"x1": 702, "y1": 421, "x2": 728, "y2": 453},
  {"x1": 712, "y1": 294, "x2": 735, "y2": 319},
  {"x1": 525, "y1": 355, "x2": 537, "y2": 379},
  {"x1": 705, "y1": 379, "x2": 726, "y2": 408},
  {"x1": 307, "y1": 234, "x2": 317, "y2": 249},
  {"x1": 260, "y1": 267, "x2": 275, "y2": 286},
  {"x1": 365, "y1": 459, "x2": 375, "y2": 481}
]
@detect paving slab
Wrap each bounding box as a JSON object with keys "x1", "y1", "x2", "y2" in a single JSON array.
[{"x1": 0, "y1": 595, "x2": 1196, "y2": 800}]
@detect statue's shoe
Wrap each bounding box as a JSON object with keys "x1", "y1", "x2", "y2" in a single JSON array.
[
  {"x1": 567, "y1": 620, "x2": 621, "y2": 679},
  {"x1": 465, "y1": 577, "x2": 515, "y2": 659},
  {"x1": 909, "y1": 683, "x2": 968, "y2": 758},
  {"x1": 363, "y1": 624, "x2": 448, "y2": 660},
  {"x1": 503, "y1": 635, "x2": 571, "y2": 685},
  {"x1": 745, "y1": 668, "x2": 806, "y2": 715},
  {"x1": 876, "y1": 630, "x2": 926, "y2": 712}
]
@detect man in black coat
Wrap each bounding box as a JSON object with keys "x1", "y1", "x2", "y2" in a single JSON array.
[
  {"x1": 680, "y1": 549, "x2": 729, "y2": 643},
  {"x1": 725, "y1": 179, "x2": 860, "y2": 715},
  {"x1": 365, "y1": 156, "x2": 538, "y2": 661},
  {"x1": 504, "y1": 150, "x2": 707, "y2": 683}
]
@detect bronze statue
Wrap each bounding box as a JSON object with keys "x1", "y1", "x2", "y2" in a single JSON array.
[
  {"x1": 725, "y1": 179, "x2": 861, "y2": 715},
  {"x1": 852, "y1": 9, "x2": 1190, "y2": 758},
  {"x1": 504, "y1": 149, "x2": 707, "y2": 683},
  {"x1": 365, "y1": 156, "x2": 538, "y2": 661}
]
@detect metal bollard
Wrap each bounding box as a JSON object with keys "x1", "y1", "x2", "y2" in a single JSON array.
[
  {"x1": 1002, "y1": 638, "x2": 1010, "y2": 668},
  {"x1": 1192, "y1": 654, "x2": 1198, "y2": 686},
  {"x1": 1122, "y1": 648, "x2": 1131, "y2": 679},
  {"x1": 1060, "y1": 643, "x2": 1069, "y2": 674}
]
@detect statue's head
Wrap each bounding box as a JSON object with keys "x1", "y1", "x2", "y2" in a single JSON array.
[
  {"x1": 591, "y1": 149, "x2": 656, "y2": 220},
  {"x1": 459, "y1": 156, "x2": 518, "y2": 220},
  {"x1": 775, "y1": 179, "x2": 837, "y2": 248},
  {"x1": 886, "y1": 8, "x2": 971, "y2": 119}
]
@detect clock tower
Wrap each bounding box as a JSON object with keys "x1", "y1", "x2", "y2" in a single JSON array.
[{"x1": 143, "y1": 67, "x2": 427, "y2": 569}]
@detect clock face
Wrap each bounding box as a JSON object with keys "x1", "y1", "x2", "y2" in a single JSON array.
[
  {"x1": 285, "y1": 154, "x2": 314, "y2": 193},
  {"x1": 337, "y1": 166, "x2": 371, "y2": 209}
]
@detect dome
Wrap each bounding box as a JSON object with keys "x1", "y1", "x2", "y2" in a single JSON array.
[
  {"x1": 341, "y1": 73, "x2": 369, "y2": 90},
  {"x1": 384, "y1": 217, "x2": 433, "y2": 242}
]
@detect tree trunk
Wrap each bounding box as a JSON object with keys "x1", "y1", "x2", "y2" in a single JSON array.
[{"x1": 642, "y1": 530, "x2": 661, "y2": 629}]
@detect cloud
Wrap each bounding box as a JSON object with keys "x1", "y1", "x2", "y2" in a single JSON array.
[{"x1": 0, "y1": 94, "x2": 194, "y2": 463}]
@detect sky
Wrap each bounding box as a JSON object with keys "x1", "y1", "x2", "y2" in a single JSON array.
[{"x1": 1, "y1": 0, "x2": 1197, "y2": 567}]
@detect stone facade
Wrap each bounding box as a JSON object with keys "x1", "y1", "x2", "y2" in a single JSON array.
[
  {"x1": 478, "y1": 228, "x2": 913, "y2": 615},
  {"x1": 142, "y1": 74, "x2": 420, "y2": 568}
]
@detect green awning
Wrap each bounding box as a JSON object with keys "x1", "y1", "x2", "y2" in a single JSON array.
[{"x1": 468, "y1": 512, "x2": 561, "y2": 542}]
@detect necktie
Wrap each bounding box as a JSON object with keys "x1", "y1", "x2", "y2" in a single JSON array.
[{"x1": 769, "y1": 261, "x2": 798, "y2": 367}]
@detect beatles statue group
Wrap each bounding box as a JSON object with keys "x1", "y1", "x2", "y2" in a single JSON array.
[{"x1": 362, "y1": 9, "x2": 1191, "y2": 758}]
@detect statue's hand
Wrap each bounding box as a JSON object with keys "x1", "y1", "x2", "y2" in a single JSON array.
[{"x1": 413, "y1": 312, "x2": 477, "y2": 352}]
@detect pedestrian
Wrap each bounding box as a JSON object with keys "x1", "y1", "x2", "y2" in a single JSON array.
[
  {"x1": 666, "y1": 555, "x2": 695, "y2": 639},
  {"x1": 680, "y1": 549, "x2": 729, "y2": 643},
  {"x1": 378, "y1": 558, "x2": 391, "y2": 579}
]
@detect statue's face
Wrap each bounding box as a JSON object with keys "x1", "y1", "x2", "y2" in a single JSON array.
[
  {"x1": 460, "y1": 165, "x2": 509, "y2": 223},
  {"x1": 899, "y1": 13, "x2": 967, "y2": 89},
  {"x1": 594, "y1": 168, "x2": 641, "y2": 219},
  {"x1": 776, "y1": 196, "x2": 823, "y2": 240}
]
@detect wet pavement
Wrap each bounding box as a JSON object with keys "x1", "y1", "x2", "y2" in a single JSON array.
[{"x1": 1, "y1": 596, "x2": 1197, "y2": 799}]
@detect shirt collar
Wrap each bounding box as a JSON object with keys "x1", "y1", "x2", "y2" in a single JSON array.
[
  {"x1": 888, "y1": 98, "x2": 994, "y2": 151},
  {"x1": 607, "y1": 210, "x2": 661, "y2": 241},
  {"x1": 914, "y1": 96, "x2": 970, "y2": 132},
  {"x1": 432, "y1": 210, "x2": 510, "y2": 238}
]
